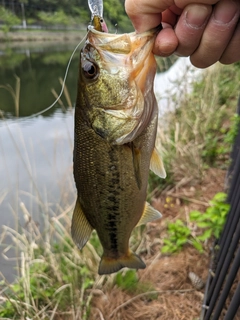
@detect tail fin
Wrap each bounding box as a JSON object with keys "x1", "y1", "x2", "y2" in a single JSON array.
[{"x1": 98, "y1": 251, "x2": 146, "y2": 275}]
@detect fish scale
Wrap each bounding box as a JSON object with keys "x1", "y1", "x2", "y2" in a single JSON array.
[
  {"x1": 74, "y1": 115, "x2": 142, "y2": 252},
  {"x1": 71, "y1": 23, "x2": 166, "y2": 275}
]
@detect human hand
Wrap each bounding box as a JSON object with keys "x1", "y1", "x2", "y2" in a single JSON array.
[{"x1": 125, "y1": 0, "x2": 240, "y2": 68}]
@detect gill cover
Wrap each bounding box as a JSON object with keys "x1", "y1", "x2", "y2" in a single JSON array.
[{"x1": 79, "y1": 27, "x2": 159, "y2": 145}]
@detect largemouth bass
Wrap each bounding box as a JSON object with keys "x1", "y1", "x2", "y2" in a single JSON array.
[{"x1": 72, "y1": 22, "x2": 166, "y2": 275}]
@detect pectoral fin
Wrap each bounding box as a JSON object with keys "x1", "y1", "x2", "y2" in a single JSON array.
[
  {"x1": 137, "y1": 202, "x2": 162, "y2": 226},
  {"x1": 131, "y1": 142, "x2": 142, "y2": 189},
  {"x1": 150, "y1": 147, "x2": 166, "y2": 178},
  {"x1": 71, "y1": 199, "x2": 93, "y2": 250}
]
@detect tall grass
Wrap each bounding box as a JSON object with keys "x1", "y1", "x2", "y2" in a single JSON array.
[
  {"x1": 149, "y1": 62, "x2": 240, "y2": 195},
  {"x1": 0, "y1": 76, "x2": 20, "y2": 117},
  {"x1": 0, "y1": 204, "x2": 102, "y2": 319}
]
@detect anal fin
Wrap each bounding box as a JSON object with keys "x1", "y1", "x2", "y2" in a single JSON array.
[
  {"x1": 150, "y1": 147, "x2": 166, "y2": 178},
  {"x1": 71, "y1": 198, "x2": 93, "y2": 250},
  {"x1": 137, "y1": 202, "x2": 162, "y2": 226}
]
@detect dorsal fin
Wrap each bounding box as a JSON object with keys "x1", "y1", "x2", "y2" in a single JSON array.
[{"x1": 71, "y1": 199, "x2": 93, "y2": 250}]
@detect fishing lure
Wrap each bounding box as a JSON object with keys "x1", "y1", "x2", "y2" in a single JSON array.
[
  {"x1": 88, "y1": 0, "x2": 108, "y2": 32},
  {"x1": 88, "y1": 0, "x2": 103, "y2": 19}
]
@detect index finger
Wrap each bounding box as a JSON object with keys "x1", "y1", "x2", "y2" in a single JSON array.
[{"x1": 125, "y1": 0, "x2": 220, "y2": 32}]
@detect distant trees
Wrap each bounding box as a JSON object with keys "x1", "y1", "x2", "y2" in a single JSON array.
[
  {"x1": 0, "y1": 0, "x2": 133, "y2": 32},
  {"x1": 0, "y1": 6, "x2": 21, "y2": 32}
]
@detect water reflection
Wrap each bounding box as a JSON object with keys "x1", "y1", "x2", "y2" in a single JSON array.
[
  {"x1": 0, "y1": 43, "x2": 79, "y2": 282},
  {"x1": 0, "y1": 41, "x2": 79, "y2": 118},
  {"x1": 0, "y1": 110, "x2": 75, "y2": 282}
]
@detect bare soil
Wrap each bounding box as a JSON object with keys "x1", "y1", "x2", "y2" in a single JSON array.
[{"x1": 90, "y1": 168, "x2": 226, "y2": 320}]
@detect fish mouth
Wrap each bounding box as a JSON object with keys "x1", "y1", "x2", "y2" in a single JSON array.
[
  {"x1": 85, "y1": 23, "x2": 162, "y2": 64},
  {"x1": 87, "y1": 23, "x2": 162, "y2": 37},
  {"x1": 86, "y1": 23, "x2": 162, "y2": 60}
]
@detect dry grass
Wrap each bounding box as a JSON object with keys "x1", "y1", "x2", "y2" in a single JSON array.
[
  {"x1": 155, "y1": 63, "x2": 239, "y2": 192},
  {"x1": 0, "y1": 202, "x2": 101, "y2": 319},
  {"x1": 89, "y1": 247, "x2": 207, "y2": 320},
  {"x1": 51, "y1": 77, "x2": 73, "y2": 112},
  {"x1": 0, "y1": 75, "x2": 20, "y2": 117},
  {"x1": 0, "y1": 168, "x2": 225, "y2": 319}
]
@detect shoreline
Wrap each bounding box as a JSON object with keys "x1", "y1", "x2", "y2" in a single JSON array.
[{"x1": 0, "y1": 30, "x2": 86, "y2": 43}]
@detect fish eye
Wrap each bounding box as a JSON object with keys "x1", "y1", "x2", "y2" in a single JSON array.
[{"x1": 82, "y1": 61, "x2": 98, "y2": 80}]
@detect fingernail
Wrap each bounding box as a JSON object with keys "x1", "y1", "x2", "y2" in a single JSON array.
[
  {"x1": 213, "y1": 0, "x2": 238, "y2": 24},
  {"x1": 185, "y1": 5, "x2": 210, "y2": 28}
]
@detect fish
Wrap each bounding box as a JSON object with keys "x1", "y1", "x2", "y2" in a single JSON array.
[{"x1": 71, "y1": 19, "x2": 166, "y2": 275}]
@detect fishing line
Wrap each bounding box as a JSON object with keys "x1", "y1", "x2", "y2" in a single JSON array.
[{"x1": 1, "y1": 33, "x2": 87, "y2": 123}]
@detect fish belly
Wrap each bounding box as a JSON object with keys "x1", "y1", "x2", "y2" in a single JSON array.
[{"x1": 73, "y1": 107, "x2": 158, "y2": 274}]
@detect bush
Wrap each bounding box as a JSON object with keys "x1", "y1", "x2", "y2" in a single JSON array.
[
  {"x1": 0, "y1": 6, "x2": 21, "y2": 33},
  {"x1": 37, "y1": 10, "x2": 71, "y2": 26},
  {"x1": 148, "y1": 63, "x2": 240, "y2": 194},
  {"x1": 162, "y1": 192, "x2": 230, "y2": 254}
]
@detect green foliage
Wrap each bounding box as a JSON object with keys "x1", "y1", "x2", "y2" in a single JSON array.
[
  {"x1": 115, "y1": 270, "x2": 139, "y2": 292},
  {"x1": 0, "y1": 298, "x2": 15, "y2": 318},
  {"x1": 224, "y1": 114, "x2": 240, "y2": 145},
  {"x1": 0, "y1": 6, "x2": 21, "y2": 33},
  {"x1": 72, "y1": 6, "x2": 92, "y2": 25},
  {"x1": 162, "y1": 192, "x2": 229, "y2": 254},
  {"x1": 103, "y1": 0, "x2": 133, "y2": 32},
  {"x1": 115, "y1": 270, "x2": 157, "y2": 299},
  {"x1": 201, "y1": 113, "x2": 240, "y2": 165},
  {"x1": 1, "y1": 0, "x2": 132, "y2": 31},
  {"x1": 155, "y1": 56, "x2": 178, "y2": 73},
  {"x1": 89, "y1": 230, "x2": 103, "y2": 257},
  {"x1": 162, "y1": 220, "x2": 191, "y2": 253},
  {"x1": 0, "y1": 48, "x2": 26, "y2": 68},
  {"x1": 150, "y1": 63, "x2": 240, "y2": 195},
  {"x1": 190, "y1": 192, "x2": 230, "y2": 239},
  {"x1": 0, "y1": 230, "x2": 96, "y2": 318},
  {"x1": 37, "y1": 9, "x2": 70, "y2": 26}
]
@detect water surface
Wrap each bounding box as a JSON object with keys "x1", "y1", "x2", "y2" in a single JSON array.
[{"x1": 0, "y1": 42, "x2": 78, "y2": 282}]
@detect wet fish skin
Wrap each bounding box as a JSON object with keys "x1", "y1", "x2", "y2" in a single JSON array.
[
  {"x1": 76, "y1": 27, "x2": 160, "y2": 145},
  {"x1": 72, "y1": 26, "x2": 165, "y2": 275}
]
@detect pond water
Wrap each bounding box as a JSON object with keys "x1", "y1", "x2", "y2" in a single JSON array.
[
  {"x1": 0, "y1": 41, "x2": 198, "y2": 282},
  {"x1": 0, "y1": 42, "x2": 79, "y2": 282}
]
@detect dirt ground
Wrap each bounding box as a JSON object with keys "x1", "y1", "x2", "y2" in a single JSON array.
[{"x1": 90, "y1": 168, "x2": 226, "y2": 320}]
